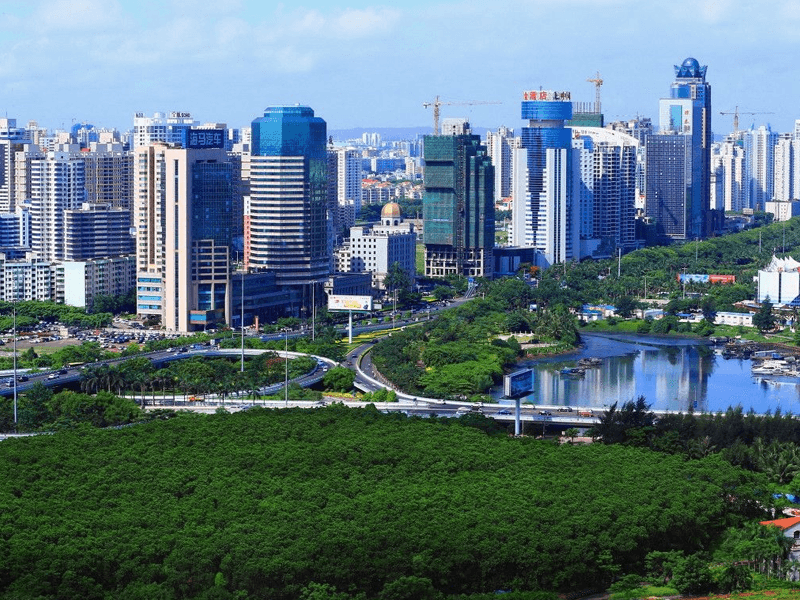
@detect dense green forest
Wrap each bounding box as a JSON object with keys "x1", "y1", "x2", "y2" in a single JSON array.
[{"x1": 0, "y1": 406, "x2": 769, "y2": 599}]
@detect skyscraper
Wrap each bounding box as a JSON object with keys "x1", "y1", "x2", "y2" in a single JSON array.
[
  {"x1": 423, "y1": 121, "x2": 494, "y2": 278},
  {"x1": 744, "y1": 124, "x2": 778, "y2": 209},
  {"x1": 485, "y1": 126, "x2": 515, "y2": 203},
  {"x1": 650, "y1": 57, "x2": 712, "y2": 239},
  {"x1": 135, "y1": 143, "x2": 241, "y2": 332},
  {"x1": 244, "y1": 105, "x2": 329, "y2": 314},
  {"x1": 510, "y1": 89, "x2": 577, "y2": 266}
]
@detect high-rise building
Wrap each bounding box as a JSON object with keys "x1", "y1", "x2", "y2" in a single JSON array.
[
  {"x1": 711, "y1": 137, "x2": 746, "y2": 212},
  {"x1": 572, "y1": 127, "x2": 638, "y2": 258},
  {"x1": 63, "y1": 203, "x2": 134, "y2": 260},
  {"x1": 132, "y1": 111, "x2": 199, "y2": 149},
  {"x1": 29, "y1": 149, "x2": 87, "y2": 262},
  {"x1": 82, "y1": 142, "x2": 134, "y2": 210},
  {"x1": 327, "y1": 147, "x2": 362, "y2": 238},
  {"x1": 650, "y1": 57, "x2": 712, "y2": 239},
  {"x1": 244, "y1": 105, "x2": 329, "y2": 313},
  {"x1": 423, "y1": 120, "x2": 494, "y2": 278},
  {"x1": 0, "y1": 118, "x2": 30, "y2": 213},
  {"x1": 743, "y1": 124, "x2": 778, "y2": 209},
  {"x1": 645, "y1": 134, "x2": 693, "y2": 239},
  {"x1": 135, "y1": 144, "x2": 241, "y2": 332},
  {"x1": 510, "y1": 89, "x2": 577, "y2": 266},
  {"x1": 485, "y1": 126, "x2": 515, "y2": 203}
]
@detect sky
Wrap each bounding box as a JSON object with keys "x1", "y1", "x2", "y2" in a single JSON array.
[{"x1": 1, "y1": 0, "x2": 800, "y2": 136}]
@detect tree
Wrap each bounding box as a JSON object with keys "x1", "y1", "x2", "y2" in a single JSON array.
[
  {"x1": 615, "y1": 296, "x2": 639, "y2": 319},
  {"x1": 754, "y1": 297, "x2": 776, "y2": 332},
  {"x1": 431, "y1": 285, "x2": 455, "y2": 301},
  {"x1": 384, "y1": 261, "x2": 411, "y2": 295},
  {"x1": 323, "y1": 367, "x2": 355, "y2": 393},
  {"x1": 671, "y1": 555, "x2": 713, "y2": 595}
]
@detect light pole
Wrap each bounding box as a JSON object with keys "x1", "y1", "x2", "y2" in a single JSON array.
[
  {"x1": 282, "y1": 327, "x2": 289, "y2": 407},
  {"x1": 392, "y1": 288, "x2": 397, "y2": 329},
  {"x1": 240, "y1": 271, "x2": 245, "y2": 373},
  {"x1": 12, "y1": 299, "x2": 17, "y2": 429}
]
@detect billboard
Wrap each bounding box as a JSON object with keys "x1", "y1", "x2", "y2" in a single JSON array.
[
  {"x1": 328, "y1": 295, "x2": 373, "y2": 312},
  {"x1": 677, "y1": 274, "x2": 736, "y2": 284},
  {"x1": 503, "y1": 369, "x2": 533, "y2": 398},
  {"x1": 186, "y1": 128, "x2": 225, "y2": 149}
]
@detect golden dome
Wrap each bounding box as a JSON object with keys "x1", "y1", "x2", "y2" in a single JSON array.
[{"x1": 381, "y1": 202, "x2": 402, "y2": 219}]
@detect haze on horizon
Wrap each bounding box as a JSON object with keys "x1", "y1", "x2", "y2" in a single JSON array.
[{"x1": 0, "y1": 0, "x2": 797, "y2": 135}]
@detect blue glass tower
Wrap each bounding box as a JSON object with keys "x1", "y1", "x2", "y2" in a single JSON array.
[
  {"x1": 247, "y1": 106, "x2": 329, "y2": 313},
  {"x1": 654, "y1": 57, "x2": 712, "y2": 239},
  {"x1": 515, "y1": 92, "x2": 577, "y2": 265}
]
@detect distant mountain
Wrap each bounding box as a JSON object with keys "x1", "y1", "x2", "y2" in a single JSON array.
[{"x1": 329, "y1": 126, "x2": 490, "y2": 142}]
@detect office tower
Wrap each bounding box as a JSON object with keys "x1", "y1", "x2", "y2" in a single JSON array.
[
  {"x1": 423, "y1": 120, "x2": 494, "y2": 278},
  {"x1": 29, "y1": 149, "x2": 87, "y2": 262},
  {"x1": 510, "y1": 89, "x2": 577, "y2": 266},
  {"x1": 485, "y1": 126, "x2": 515, "y2": 202},
  {"x1": 743, "y1": 124, "x2": 778, "y2": 209},
  {"x1": 572, "y1": 127, "x2": 637, "y2": 258},
  {"x1": 711, "y1": 137, "x2": 746, "y2": 212},
  {"x1": 132, "y1": 111, "x2": 199, "y2": 149},
  {"x1": 652, "y1": 57, "x2": 712, "y2": 238},
  {"x1": 645, "y1": 134, "x2": 692, "y2": 238},
  {"x1": 244, "y1": 105, "x2": 329, "y2": 311},
  {"x1": 135, "y1": 143, "x2": 241, "y2": 331},
  {"x1": 327, "y1": 147, "x2": 362, "y2": 236}
]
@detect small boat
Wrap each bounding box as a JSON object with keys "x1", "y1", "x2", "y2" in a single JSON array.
[{"x1": 559, "y1": 367, "x2": 585, "y2": 377}]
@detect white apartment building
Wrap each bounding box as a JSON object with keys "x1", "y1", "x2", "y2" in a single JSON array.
[
  {"x1": 63, "y1": 256, "x2": 137, "y2": 309},
  {"x1": 711, "y1": 138, "x2": 746, "y2": 212}
]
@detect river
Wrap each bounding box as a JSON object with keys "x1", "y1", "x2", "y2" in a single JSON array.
[{"x1": 494, "y1": 332, "x2": 800, "y2": 414}]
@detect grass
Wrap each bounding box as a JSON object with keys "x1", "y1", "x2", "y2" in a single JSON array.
[
  {"x1": 610, "y1": 585, "x2": 678, "y2": 600},
  {"x1": 416, "y1": 241, "x2": 425, "y2": 274}
]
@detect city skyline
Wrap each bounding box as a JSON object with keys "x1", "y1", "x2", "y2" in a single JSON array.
[{"x1": 1, "y1": 0, "x2": 800, "y2": 134}]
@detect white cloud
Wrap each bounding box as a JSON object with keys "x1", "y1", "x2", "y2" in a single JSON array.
[
  {"x1": 33, "y1": 0, "x2": 125, "y2": 32},
  {"x1": 331, "y1": 7, "x2": 401, "y2": 38}
]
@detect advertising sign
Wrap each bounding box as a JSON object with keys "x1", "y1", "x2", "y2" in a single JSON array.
[
  {"x1": 186, "y1": 128, "x2": 225, "y2": 149},
  {"x1": 677, "y1": 273, "x2": 736, "y2": 285},
  {"x1": 503, "y1": 369, "x2": 534, "y2": 398},
  {"x1": 328, "y1": 295, "x2": 373, "y2": 312},
  {"x1": 522, "y1": 90, "x2": 571, "y2": 102}
]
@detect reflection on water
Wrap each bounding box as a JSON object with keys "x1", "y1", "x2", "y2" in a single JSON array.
[{"x1": 498, "y1": 333, "x2": 800, "y2": 414}]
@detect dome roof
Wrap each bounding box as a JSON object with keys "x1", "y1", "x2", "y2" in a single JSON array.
[
  {"x1": 675, "y1": 57, "x2": 707, "y2": 80},
  {"x1": 381, "y1": 202, "x2": 402, "y2": 219}
]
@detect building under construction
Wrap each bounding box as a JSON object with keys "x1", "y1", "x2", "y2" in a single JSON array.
[{"x1": 422, "y1": 126, "x2": 495, "y2": 279}]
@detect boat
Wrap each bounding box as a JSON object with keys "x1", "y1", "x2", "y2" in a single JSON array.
[{"x1": 559, "y1": 367, "x2": 585, "y2": 377}]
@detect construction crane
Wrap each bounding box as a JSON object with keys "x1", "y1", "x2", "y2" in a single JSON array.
[
  {"x1": 586, "y1": 71, "x2": 603, "y2": 114},
  {"x1": 719, "y1": 106, "x2": 774, "y2": 134},
  {"x1": 422, "y1": 96, "x2": 502, "y2": 135}
]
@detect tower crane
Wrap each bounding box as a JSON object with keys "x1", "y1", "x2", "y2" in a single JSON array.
[
  {"x1": 719, "y1": 106, "x2": 774, "y2": 134},
  {"x1": 586, "y1": 71, "x2": 603, "y2": 114},
  {"x1": 422, "y1": 96, "x2": 502, "y2": 135}
]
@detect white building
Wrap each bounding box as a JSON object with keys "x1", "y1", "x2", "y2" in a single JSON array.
[
  {"x1": 764, "y1": 200, "x2": 800, "y2": 222},
  {"x1": 744, "y1": 124, "x2": 778, "y2": 210},
  {"x1": 63, "y1": 256, "x2": 137, "y2": 309},
  {"x1": 757, "y1": 255, "x2": 800, "y2": 306},
  {"x1": 327, "y1": 147, "x2": 363, "y2": 236},
  {"x1": 132, "y1": 111, "x2": 199, "y2": 149},
  {"x1": 712, "y1": 138, "x2": 746, "y2": 212},
  {"x1": 571, "y1": 127, "x2": 638, "y2": 258},
  {"x1": 485, "y1": 126, "x2": 515, "y2": 202},
  {"x1": 0, "y1": 253, "x2": 55, "y2": 302},
  {"x1": 29, "y1": 148, "x2": 87, "y2": 263},
  {"x1": 336, "y1": 202, "x2": 416, "y2": 292}
]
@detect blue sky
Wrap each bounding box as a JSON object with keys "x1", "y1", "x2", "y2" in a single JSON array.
[{"x1": 0, "y1": 0, "x2": 799, "y2": 135}]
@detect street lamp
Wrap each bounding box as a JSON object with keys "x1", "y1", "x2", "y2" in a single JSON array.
[
  {"x1": 12, "y1": 299, "x2": 17, "y2": 429},
  {"x1": 240, "y1": 271, "x2": 245, "y2": 373}
]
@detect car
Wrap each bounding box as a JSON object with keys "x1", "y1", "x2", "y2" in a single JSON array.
[
  {"x1": 538, "y1": 410, "x2": 552, "y2": 416},
  {"x1": 58, "y1": 368, "x2": 68, "y2": 375},
  {"x1": 557, "y1": 407, "x2": 574, "y2": 412},
  {"x1": 5, "y1": 379, "x2": 13, "y2": 388},
  {"x1": 17, "y1": 375, "x2": 28, "y2": 382},
  {"x1": 497, "y1": 409, "x2": 513, "y2": 415},
  {"x1": 47, "y1": 373, "x2": 59, "y2": 380}
]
